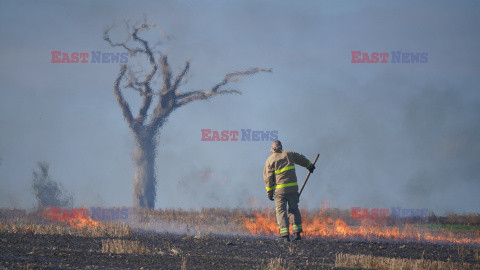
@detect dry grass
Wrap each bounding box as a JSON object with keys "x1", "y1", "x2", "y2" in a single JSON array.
[
  {"x1": 0, "y1": 219, "x2": 131, "y2": 237},
  {"x1": 181, "y1": 256, "x2": 188, "y2": 270},
  {"x1": 169, "y1": 245, "x2": 182, "y2": 256},
  {"x1": 444, "y1": 213, "x2": 480, "y2": 226},
  {"x1": 101, "y1": 239, "x2": 150, "y2": 254},
  {"x1": 266, "y1": 257, "x2": 293, "y2": 270},
  {"x1": 1, "y1": 207, "x2": 479, "y2": 242},
  {"x1": 100, "y1": 238, "x2": 178, "y2": 256},
  {"x1": 334, "y1": 252, "x2": 479, "y2": 270}
]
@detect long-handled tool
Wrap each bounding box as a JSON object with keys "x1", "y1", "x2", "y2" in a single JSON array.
[{"x1": 298, "y1": 154, "x2": 319, "y2": 197}]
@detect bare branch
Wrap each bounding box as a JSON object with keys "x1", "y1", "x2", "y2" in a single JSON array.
[
  {"x1": 106, "y1": 19, "x2": 167, "y2": 128},
  {"x1": 147, "y1": 54, "x2": 177, "y2": 130},
  {"x1": 137, "y1": 85, "x2": 153, "y2": 124},
  {"x1": 125, "y1": 65, "x2": 143, "y2": 87},
  {"x1": 171, "y1": 61, "x2": 190, "y2": 92},
  {"x1": 176, "y1": 89, "x2": 241, "y2": 107},
  {"x1": 114, "y1": 65, "x2": 134, "y2": 129},
  {"x1": 212, "y1": 67, "x2": 272, "y2": 93},
  {"x1": 159, "y1": 55, "x2": 172, "y2": 93},
  {"x1": 129, "y1": 24, "x2": 158, "y2": 124},
  {"x1": 108, "y1": 18, "x2": 271, "y2": 133},
  {"x1": 103, "y1": 22, "x2": 146, "y2": 55},
  {"x1": 121, "y1": 80, "x2": 153, "y2": 126},
  {"x1": 176, "y1": 67, "x2": 271, "y2": 107},
  {"x1": 130, "y1": 24, "x2": 158, "y2": 84},
  {"x1": 123, "y1": 83, "x2": 143, "y2": 94}
]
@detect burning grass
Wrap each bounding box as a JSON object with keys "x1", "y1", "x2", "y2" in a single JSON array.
[
  {"x1": 334, "y1": 252, "x2": 479, "y2": 270},
  {"x1": 1, "y1": 206, "x2": 479, "y2": 246},
  {"x1": 242, "y1": 207, "x2": 480, "y2": 245},
  {"x1": 124, "y1": 206, "x2": 480, "y2": 246},
  {"x1": 0, "y1": 208, "x2": 131, "y2": 237}
]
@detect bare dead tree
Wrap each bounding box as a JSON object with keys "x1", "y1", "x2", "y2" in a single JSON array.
[{"x1": 104, "y1": 18, "x2": 271, "y2": 208}]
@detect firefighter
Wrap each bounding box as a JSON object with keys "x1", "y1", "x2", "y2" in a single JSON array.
[{"x1": 263, "y1": 140, "x2": 315, "y2": 241}]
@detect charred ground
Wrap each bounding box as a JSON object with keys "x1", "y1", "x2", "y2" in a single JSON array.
[{"x1": 1, "y1": 230, "x2": 480, "y2": 269}]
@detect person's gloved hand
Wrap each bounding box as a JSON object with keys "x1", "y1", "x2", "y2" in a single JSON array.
[
  {"x1": 307, "y1": 163, "x2": 315, "y2": 174},
  {"x1": 267, "y1": 191, "x2": 274, "y2": 201}
]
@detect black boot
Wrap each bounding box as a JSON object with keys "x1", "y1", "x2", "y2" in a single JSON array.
[
  {"x1": 294, "y1": 232, "x2": 302, "y2": 240},
  {"x1": 279, "y1": 235, "x2": 290, "y2": 242}
]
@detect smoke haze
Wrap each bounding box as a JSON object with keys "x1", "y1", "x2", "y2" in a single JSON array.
[
  {"x1": 0, "y1": 1, "x2": 479, "y2": 214},
  {"x1": 31, "y1": 161, "x2": 74, "y2": 208}
]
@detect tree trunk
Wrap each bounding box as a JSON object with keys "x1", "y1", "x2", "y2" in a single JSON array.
[{"x1": 132, "y1": 131, "x2": 157, "y2": 208}]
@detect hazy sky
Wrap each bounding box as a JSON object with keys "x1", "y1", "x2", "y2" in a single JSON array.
[{"x1": 1, "y1": 0, "x2": 479, "y2": 214}]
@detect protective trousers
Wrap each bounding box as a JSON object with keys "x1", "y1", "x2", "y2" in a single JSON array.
[{"x1": 274, "y1": 193, "x2": 302, "y2": 236}]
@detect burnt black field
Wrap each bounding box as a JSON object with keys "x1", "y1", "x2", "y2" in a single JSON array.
[{"x1": 1, "y1": 231, "x2": 479, "y2": 269}]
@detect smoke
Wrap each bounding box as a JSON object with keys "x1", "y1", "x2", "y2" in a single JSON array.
[
  {"x1": 176, "y1": 167, "x2": 229, "y2": 208},
  {"x1": 400, "y1": 87, "x2": 480, "y2": 209},
  {"x1": 0, "y1": 1, "x2": 479, "y2": 213},
  {"x1": 31, "y1": 162, "x2": 74, "y2": 209}
]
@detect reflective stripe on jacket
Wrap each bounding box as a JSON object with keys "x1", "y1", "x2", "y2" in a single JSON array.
[{"x1": 263, "y1": 150, "x2": 311, "y2": 195}]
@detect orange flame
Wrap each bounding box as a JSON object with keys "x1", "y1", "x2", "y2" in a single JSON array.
[
  {"x1": 242, "y1": 208, "x2": 480, "y2": 245},
  {"x1": 25, "y1": 226, "x2": 34, "y2": 233},
  {"x1": 43, "y1": 207, "x2": 100, "y2": 229}
]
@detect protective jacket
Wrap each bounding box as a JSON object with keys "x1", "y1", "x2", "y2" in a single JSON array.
[{"x1": 263, "y1": 150, "x2": 312, "y2": 196}]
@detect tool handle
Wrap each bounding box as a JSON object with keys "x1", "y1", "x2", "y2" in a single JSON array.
[{"x1": 298, "y1": 153, "x2": 319, "y2": 197}]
